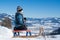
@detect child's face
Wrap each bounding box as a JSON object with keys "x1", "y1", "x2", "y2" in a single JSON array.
[
  {"x1": 18, "y1": 10, "x2": 23, "y2": 14},
  {"x1": 21, "y1": 10, "x2": 23, "y2": 13}
]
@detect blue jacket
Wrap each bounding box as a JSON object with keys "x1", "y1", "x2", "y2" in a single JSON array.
[{"x1": 15, "y1": 13, "x2": 24, "y2": 27}]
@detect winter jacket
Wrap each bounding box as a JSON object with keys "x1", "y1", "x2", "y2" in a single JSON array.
[{"x1": 14, "y1": 13, "x2": 27, "y2": 30}]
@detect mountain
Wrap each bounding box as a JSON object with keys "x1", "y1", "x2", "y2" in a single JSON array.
[
  {"x1": 0, "y1": 13, "x2": 13, "y2": 29},
  {"x1": 0, "y1": 13, "x2": 60, "y2": 23},
  {"x1": 0, "y1": 13, "x2": 60, "y2": 29},
  {"x1": 0, "y1": 13, "x2": 60, "y2": 40},
  {"x1": 50, "y1": 28, "x2": 60, "y2": 35},
  {"x1": 0, "y1": 26, "x2": 60, "y2": 40}
]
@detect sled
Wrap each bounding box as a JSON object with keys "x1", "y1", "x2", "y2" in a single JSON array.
[
  {"x1": 12, "y1": 35, "x2": 39, "y2": 38},
  {"x1": 12, "y1": 29, "x2": 40, "y2": 38},
  {"x1": 13, "y1": 30, "x2": 31, "y2": 32},
  {"x1": 12, "y1": 27, "x2": 45, "y2": 38}
]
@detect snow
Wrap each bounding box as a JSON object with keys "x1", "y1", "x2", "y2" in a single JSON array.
[
  {"x1": 0, "y1": 26, "x2": 13, "y2": 38},
  {"x1": 0, "y1": 20, "x2": 2, "y2": 22},
  {"x1": 8, "y1": 17, "x2": 12, "y2": 19},
  {"x1": 0, "y1": 26, "x2": 60, "y2": 40},
  {"x1": 26, "y1": 21, "x2": 33, "y2": 23}
]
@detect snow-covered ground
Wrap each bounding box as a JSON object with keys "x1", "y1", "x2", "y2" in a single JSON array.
[{"x1": 0, "y1": 26, "x2": 60, "y2": 40}]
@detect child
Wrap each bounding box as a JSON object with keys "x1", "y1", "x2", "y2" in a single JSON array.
[{"x1": 13, "y1": 6, "x2": 27, "y2": 37}]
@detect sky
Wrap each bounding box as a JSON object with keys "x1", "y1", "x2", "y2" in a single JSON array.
[{"x1": 0, "y1": 0, "x2": 60, "y2": 18}]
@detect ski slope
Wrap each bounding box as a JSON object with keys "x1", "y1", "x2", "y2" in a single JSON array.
[{"x1": 0, "y1": 26, "x2": 60, "y2": 40}]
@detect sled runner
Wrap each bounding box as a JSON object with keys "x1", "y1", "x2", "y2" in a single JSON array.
[{"x1": 12, "y1": 35, "x2": 38, "y2": 38}]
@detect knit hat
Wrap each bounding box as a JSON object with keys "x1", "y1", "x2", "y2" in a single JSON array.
[{"x1": 17, "y1": 6, "x2": 23, "y2": 11}]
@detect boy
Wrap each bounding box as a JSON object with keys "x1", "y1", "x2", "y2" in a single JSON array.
[{"x1": 14, "y1": 6, "x2": 27, "y2": 37}]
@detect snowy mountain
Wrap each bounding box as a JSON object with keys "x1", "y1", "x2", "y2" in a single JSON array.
[
  {"x1": 0, "y1": 26, "x2": 60, "y2": 40},
  {"x1": 0, "y1": 13, "x2": 60, "y2": 35},
  {"x1": 0, "y1": 13, "x2": 60, "y2": 40},
  {"x1": 0, "y1": 13, "x2": 60, "y2": 24}
]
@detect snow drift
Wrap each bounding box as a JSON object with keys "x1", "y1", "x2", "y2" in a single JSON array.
[{"x1": 0, "y1": 26, "x2": 13, "y2": 38}]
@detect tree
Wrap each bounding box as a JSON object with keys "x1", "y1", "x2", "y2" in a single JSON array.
[{"x1": 2, "y1": 17, "x2": 12, "y2": 29}]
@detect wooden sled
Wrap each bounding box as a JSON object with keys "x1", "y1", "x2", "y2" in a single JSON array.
[
  {"x1": 12, "y1": 27, "x2": 45, "y2": 38},
  {"x1": 12, "y1": 35, "x2": 39, "y2": 38},
  {"x1": 12, "y1": 30, "x2": 40, "y2": 38}
]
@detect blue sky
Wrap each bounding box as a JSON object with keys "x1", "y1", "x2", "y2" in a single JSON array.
[{"x1": 0, "y1": 0, "x2": 60, "y2": 18}]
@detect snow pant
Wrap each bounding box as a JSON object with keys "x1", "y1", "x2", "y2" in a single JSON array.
[
  {"x1": 14, "y1": 25, "x2": 27, "y2": 30},
  {"x1": 13, "y1": 32, "x2": 20, "y2": 37},
  {"x1": 13, "y1": 25, "x2": 27, "y2": 37},
  {"x1": 26, "y1": 32, "x2": 31, "y2": 36}
]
